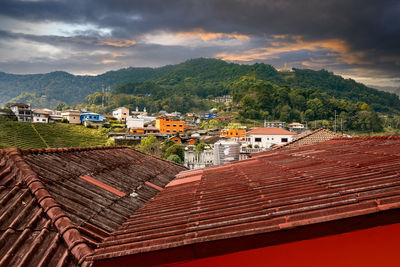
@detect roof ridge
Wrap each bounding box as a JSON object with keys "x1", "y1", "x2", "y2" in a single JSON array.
[
  {"x1": 274, "y1": 128, "x2": 322, "y2": 150},
  {"x1": 4, "y1": 148, "x2": 93, "y2": 266},
  {"x1": 19, "y1": 145, "x2": 129, "y2": 155},
  {"x1": 274, "y1": 128, "x2": 341, "y2": 150}
]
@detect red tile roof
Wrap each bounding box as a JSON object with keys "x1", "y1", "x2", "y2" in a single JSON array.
[
  {"x1": 0, "y1": 146, "x2": 185, "y2": 266},
  {"x1": 89, "y1": 136, "x2": 400, "y2": 265},
  {"x1": 246, "y1": 127, "x2": 296, "y2": 135}
]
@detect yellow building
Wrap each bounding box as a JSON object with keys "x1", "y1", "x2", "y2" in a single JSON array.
[{"x1": 156, "y1": 117, "x2": 185, "y2": 134}]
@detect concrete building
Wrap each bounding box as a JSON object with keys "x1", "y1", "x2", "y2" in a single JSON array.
[
  {"x1": 61, "y1": 110, "x2": 81, "y2": 124},
  {"x1": 32, "y1": 108, "x2": 52, "y2": 123},
  {"x1": 245, "y1": 127, "x2": 296, "y2": 149},
  {"x1": 112, "y1": 107, "x2": 129, "y2": 122},
  {"x1": 288, "y1": 122, "x2": 306, "y2": 132},
  {"x1": 156, "y1": 117, "x2": 185, "y2": 134},
  {"x1": 80, "y1": 112, "x2": 105, "y2": 127},
  {"x1": 10, "y1": 103, "x2": 32, "y2": 122},
  {"x1": 264, "y1": 121, "x2": 286, "y2": 128}
]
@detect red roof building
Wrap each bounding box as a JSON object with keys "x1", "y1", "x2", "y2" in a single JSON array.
[
  {"x1": 245, "y1": 127, "x2": 297, "y2": 149},
  {"x1": 0, "y1": 146, "x2": 185, "y2": 266},
  {"x1": 88, "y1": 136, "x2": 400, "y2": 266}
]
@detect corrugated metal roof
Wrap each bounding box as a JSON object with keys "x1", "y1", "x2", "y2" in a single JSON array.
[
  {"x1": 90, "y1": 136, "x2": 400, "y2": 265},
  {"x1": 0, "y1": 146, "x2": 186, "y2": 266}
]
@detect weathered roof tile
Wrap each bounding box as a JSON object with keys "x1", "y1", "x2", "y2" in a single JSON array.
[{"x1": 89, "y1": 136, "x2": 400, "y2": 265}]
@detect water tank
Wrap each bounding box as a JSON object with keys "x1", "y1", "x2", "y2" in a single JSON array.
[{"x1": 214, "y1": 141, "x2": 240, "y2": 165}]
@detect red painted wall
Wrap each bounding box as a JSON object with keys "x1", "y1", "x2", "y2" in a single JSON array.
[{"x1": 171, "y1": 223, "x2": 400, "y2": 267}]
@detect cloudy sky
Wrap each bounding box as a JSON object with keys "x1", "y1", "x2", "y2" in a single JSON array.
[{"x1": 0, "y1": 0, "x2": 399, "y2": 87}]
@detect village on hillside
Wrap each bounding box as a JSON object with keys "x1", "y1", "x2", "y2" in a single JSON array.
[{"x1": 0, "y1": 101, "x2": 344, "y2": 170}]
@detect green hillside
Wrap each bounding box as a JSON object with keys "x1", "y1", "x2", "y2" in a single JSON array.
[
  {"x1": 0, "y1": 118, "x2": 110, "y2": 149},
  {"x1": 1, "y1": 58, "x2": 399, "y2": 114}
]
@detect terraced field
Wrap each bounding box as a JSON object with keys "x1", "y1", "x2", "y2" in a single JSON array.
[{"x1": 0, "y1": 118, "x2": 110, "y2": 149}]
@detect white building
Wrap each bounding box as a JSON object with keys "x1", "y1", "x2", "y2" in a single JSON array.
[
  {"x1": 126, "y1": 117, "x2": 145, "y2": 129},
  {"x1": 61, "y1": 110, "x2": 81, "y2": 124},
  {"x1": 245, "y1": 127, "x2": 296, "y2": 149},
  {"x1": 288, "y1": 122, "x2": 305, "y2": 132},
  {"x1": 32, "y1": 108, "x2": 52, "y2": 123},
  {"x1": 112, "y1": 107, "x2": 129, "y2": 122},
  {"x1": 264, "y1": 121, "x2": 286, "y2": 128},
  {"x1": 10, "y1": 103, "x2": 32, "y2": 122}
]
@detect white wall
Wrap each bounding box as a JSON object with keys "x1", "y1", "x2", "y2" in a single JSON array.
[
  {"x1": 113, "y1": 107, "x2": 129, "y2": 121},
  {"x1": 126, "y1": 117, "x2": 145, "y2": 129},
  {"x1": 249, "y1": 134, "x2": 294, "y2": 148},
  {"x1": 33, "y1": 114, "x2": 48, "y2": 123}
]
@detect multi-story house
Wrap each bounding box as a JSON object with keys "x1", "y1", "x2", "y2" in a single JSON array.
[
  {"x1": 61, "y1": 110, "x2": 81, "y2": 124},
  {"x1": 112, "y1": 107, "x2": 130, "y2": 122},
  {"x1": 32, "y1": 108, "x2": 52, "y2": 123},
  {"x1": 264, "y1": 121, "x2": 286, "y2": 128},
  {"x1": 80, "y1": 112, "x2": 105, "y2": 127},
  {"x1": 10, "y1": 103, "x2": 32, "y2": 122},
  {"x1": 156, "y1": 116, "x2": 185, "y2": 134}
]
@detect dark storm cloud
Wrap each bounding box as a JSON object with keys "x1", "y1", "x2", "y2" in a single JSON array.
[{"x1": 0, "y1": 0, "x2": 399, "y2": 82}]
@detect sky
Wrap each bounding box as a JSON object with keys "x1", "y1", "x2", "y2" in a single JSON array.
[{"x1": 0, "y1": 0, "x2": 399, "y2": 87}]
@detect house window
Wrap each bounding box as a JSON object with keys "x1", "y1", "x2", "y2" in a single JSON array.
[
  {"x1": 167, "y1": 124, "x2": 170, "y2": 127},
  {"x1": 272, "y1": 138, "x2": 274, "y2": 140},
  {"x1": 173, "y1": 130, "x2": 177, "y2": 132},
  {"x1": 179, "y1": 130, "x2": 183, "y2": 132},
  {"x1": 255, "y1": 138, "x2": 262, "y2": 142},
  {"x1": 281, "y1": 138, "x2": 288, "y2": 142},
  {"x1": 42, "y1": 119, "x2": 46, "y2": 122},
  {"x1": 173, "y1": 124, "x2": 176, "y2": 127},
  {"x1": 166, "y1": 130, "x2": 170, "y2": 132},
  {"x1": 36, "y1": 118, "x2": 39, "y2": 121},
  {"x1": 179, "y1": 124, "x2": 183, "y2": 127}
]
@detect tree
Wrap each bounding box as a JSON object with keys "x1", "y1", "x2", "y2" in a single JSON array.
[
  {"x1": 164, "y1": 143, "x2": 184, "y2": 162},
  {"x1": 195, "y1": 143, "x2": 208, "y2": 152},
  {"x1": 167, "y1": 154, "x2": 182, "y2": 164},
  {"x1": 140, "y1": 135, "x2": 159, "y2": 155}
]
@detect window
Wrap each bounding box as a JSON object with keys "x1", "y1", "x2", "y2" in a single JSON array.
[
  {"x1": 179, "y1": 130, "x2": 183, "y2": 132},
  {"x1": 167, "y1": 124, "x2": 170, "y2": 127},
  {"x1": 42, "y1": 119, "x2": 46, "y2": 122},
  {"x1": 166, "y1": 130, "x2": 170, "y2": 132},
  {"x1": 179, "y1": 124, "x2": 183, "y2": 127},
  {"x1": 255, "y1": 138, "x2": 262, "y2": 142},
  {"x1": 36, "y1": 118, "x2": 39, "y2": 121},
  {"x1": 173, "y1": 130, "x2": 177, "y2": 132},
  {"x1": 281, "y1": 138, "x2": 288, "y2": 142},
  {"x1": 272, "y1": 138, "x2": 274, "y2": 140},
  {"x1": 173, "y1": 124, "x2": 176, "y2": 127}
]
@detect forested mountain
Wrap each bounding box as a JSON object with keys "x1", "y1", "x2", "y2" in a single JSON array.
[
  {"x1": 0, "y1": 66, "x2": 171, "y2": 106},
  {"x1": 1, "y1": 58, "x2": 399, "y2": 115}
]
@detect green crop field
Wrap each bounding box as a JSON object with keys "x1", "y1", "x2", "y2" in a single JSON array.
[{"x1": 0, "y1": 118, "x2": 111, "y2": 149}]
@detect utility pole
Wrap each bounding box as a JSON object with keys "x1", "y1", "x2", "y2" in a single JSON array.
[
  {"x1": 101, "y1": 84, "x2": 105, "y2": 108},
  {"x1": 341, "y1": 118, "x2": 343, "y2": 134},
  {"x1": 334, "y1": 110, "x2": 337, "y2": 132}
]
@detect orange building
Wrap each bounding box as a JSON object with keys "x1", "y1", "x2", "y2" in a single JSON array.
[
  {"x1": 156, "y1": 117, "x2": 185, "y2": 134},
  {"x1": 220, "y1": 128, "x2": 247, "y2": 138},
  {"x1": 130, "y1": 127, "x2": 159, "y2": 134}
]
